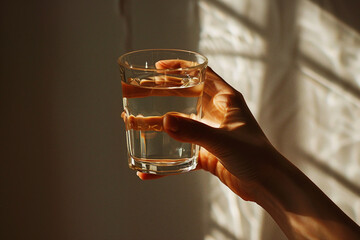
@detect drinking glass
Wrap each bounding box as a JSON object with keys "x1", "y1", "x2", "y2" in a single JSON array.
[{"x1": 118, "y1": 49, "x2": 208, "y2": 174}]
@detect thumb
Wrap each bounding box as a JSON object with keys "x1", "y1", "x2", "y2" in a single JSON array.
[{"x1": 163, "y1": 113, "x2": 225, "y2": 154}]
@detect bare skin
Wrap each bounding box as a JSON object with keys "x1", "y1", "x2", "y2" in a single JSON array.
[{"x1": 123, "y1": 60, "x2": 360, "y2": 239}]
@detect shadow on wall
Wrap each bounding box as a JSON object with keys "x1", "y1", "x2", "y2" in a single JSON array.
[
  {"x1": 198, "y1": 0, "x2": 359, "y2": 239},
  {"x1": 309, "y1": 0, "x2": 360, "y2": 33}
]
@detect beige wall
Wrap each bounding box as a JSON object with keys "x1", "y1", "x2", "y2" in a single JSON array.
[{"x1": 1, "y1": 1, "x2": 206, "y2": 239}]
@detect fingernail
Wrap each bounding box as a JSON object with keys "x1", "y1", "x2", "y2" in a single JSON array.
[{"x1": 164, "y1": 114, "x2": 179, "y2": 132}]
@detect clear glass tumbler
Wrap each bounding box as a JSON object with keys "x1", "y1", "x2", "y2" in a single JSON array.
[{"x1": 118, "y1": 49, "x2": 208, "y2": 174}]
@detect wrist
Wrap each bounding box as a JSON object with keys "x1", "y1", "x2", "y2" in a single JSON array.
[{"x1": 251, "y1": 149, "x2": 291, "y2": 206}]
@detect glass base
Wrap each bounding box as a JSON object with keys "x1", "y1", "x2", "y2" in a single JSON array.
[{"x1": 128, "y1": 156, "x2": 198, "y2": 175}]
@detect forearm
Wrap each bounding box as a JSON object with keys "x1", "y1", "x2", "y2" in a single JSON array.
[{"x1": 254, "y1": 153, "x2": 360, "y2": 240}]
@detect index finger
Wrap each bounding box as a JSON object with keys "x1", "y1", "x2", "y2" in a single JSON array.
[{"x1": 155, "y1": 59, "x2": 199, "y2": 70}]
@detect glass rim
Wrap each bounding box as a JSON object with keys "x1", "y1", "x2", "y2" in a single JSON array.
[{"x1": 118, "y1": 49, "x2": 208, "y2": 72}]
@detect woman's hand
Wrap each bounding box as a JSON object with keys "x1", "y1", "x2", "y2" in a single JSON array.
[{"x1": 137, "y1": 61, "x2": 278, "y2": 202}]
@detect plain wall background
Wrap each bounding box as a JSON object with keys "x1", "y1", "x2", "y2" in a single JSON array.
[{"x1": 1, "y1": 0, "x2": 207, "y2": 239}]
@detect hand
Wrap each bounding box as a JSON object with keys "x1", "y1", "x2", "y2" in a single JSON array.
[{"x1": 136, "y1": 60, "x2": 279, "y2": 202}]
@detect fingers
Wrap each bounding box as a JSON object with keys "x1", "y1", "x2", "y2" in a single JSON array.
[
  {"x1": 155, "y1": 59, "x2": 205, "y2": 81},
  {"x1": 121, "y1": 112, "x2": 190, "y2": 131},
  {"x1": 121, "y1": 78, "x2": 204, "y2": 98},
  {"x1": 136, "y1": 171, "x2": 164, "y2": 180},
  {"x1": 121, "y1": 111, "x2": 126, "y2": 122},
  {"x1": 163, "y1": 113, "x2": 228, "y2": 157},
  {"x1": 155, "y1": 59, "x2": 199, "y2": 70}
]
